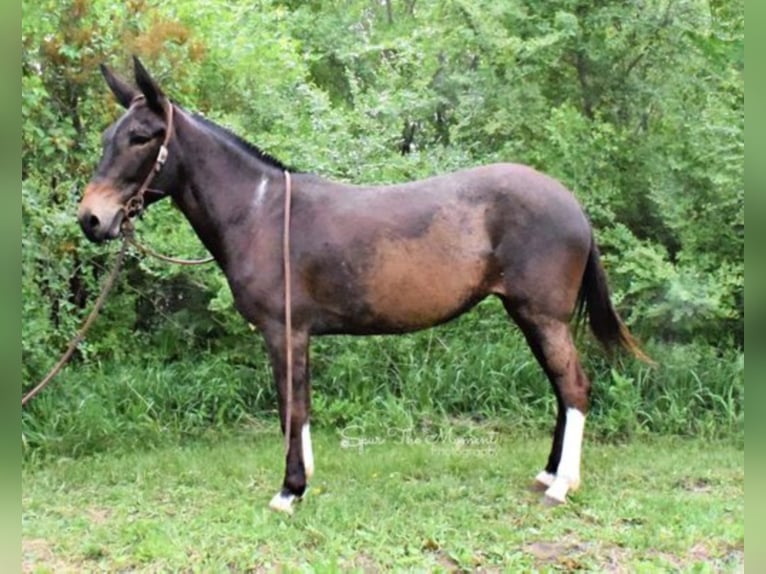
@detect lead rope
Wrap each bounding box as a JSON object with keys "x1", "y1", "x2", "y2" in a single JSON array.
[
  {"x1": 22, "y1": 98, "x2": 208, "y2": 407},
  {"x1": 22, "y1": 170, "x2": 279, "y2": 406},
  {"x1": 122, "y1": 224, "x2": 214, "y2": 266},
  {"x1": 21, "y1": 240, "x2": 129, "y2": 406},
  {"x1": 283, "y1": 170, "x2": 293, "y2": 456}
]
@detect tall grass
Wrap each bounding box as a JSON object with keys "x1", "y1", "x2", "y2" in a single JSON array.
[{"x1": 22, "y1": 299, "x2": 744, "y2": 461}]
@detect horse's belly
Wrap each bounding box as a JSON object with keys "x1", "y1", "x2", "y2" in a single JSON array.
[
  {"x1": 363, "y1": 256, "x2": 491, "y2": 330},
  {"x1": 360, "y1": 218, "x2": 500, "y2": 331},
  {"x1": 307, "y1": 202, "x2": 501, "y2": 334}
]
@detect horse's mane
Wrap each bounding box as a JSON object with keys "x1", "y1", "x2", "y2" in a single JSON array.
[{"x1": 191, "y1": 112, "x2": 297, "y2": 172}]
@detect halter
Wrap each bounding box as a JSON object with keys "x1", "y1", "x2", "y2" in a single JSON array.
[{"x1": 122, "y1": 95, "x2": 175, "y2": 223}]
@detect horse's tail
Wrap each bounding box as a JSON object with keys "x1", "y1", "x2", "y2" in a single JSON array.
[{"x1": 575, "y1": 234, "x2": 653, "y2": 364}]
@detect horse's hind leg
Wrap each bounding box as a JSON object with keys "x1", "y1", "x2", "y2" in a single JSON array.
[{"x1": 504, "y1": 302, "x2": 591, "y2": 505}]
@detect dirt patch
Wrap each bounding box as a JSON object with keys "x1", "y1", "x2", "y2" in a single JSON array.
[
  {"x1": 675, "y1": 476, "x2": 717, "y2": 493},
  {"x1": 522, "y1": 538, "x2": 645, "y2": 572},
  {"x1": 689, "y1": 542, "x2": 712, "y2": 561},
  {"x1": 87, "y1": 506, "x2": 112, "y2": 525},
  {"x1": 692, "y1": 540, "x2": 744, "y2": 572},
  {"x1": 722, "y1": 541, "x2": 745, "y2": 572},
  {"x1": 523, "y1": 538, "x2": 591, "y2": 569},
  {"x1": 342, "y1": 552, "x2": 379, "y2": 573},
  {"x1": 599, "y1": 546, "x2": 634, "y2": 574},
  {"x1": 22, "y1": 539, "x2": 78, "y2": 574},
  {"x1": 521, "y1": 535, "x2": 745, "y2": 573},
  {"x1": 421, "y1": 538, "x2": 502, "y2": 573},
  {"x1": 524, "y1": 541, "x2": 571, "y2": 562},
  {"x1": 650, "y1": 541, "x2": 745, "y2": 572}
]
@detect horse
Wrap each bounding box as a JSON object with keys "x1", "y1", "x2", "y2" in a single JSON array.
[{"x1": 77, "y1": 56, "x2": 647, "y2": 514}]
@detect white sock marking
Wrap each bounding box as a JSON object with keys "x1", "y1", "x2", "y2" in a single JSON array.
[
  {"x1": 302, "y1": 422, "x2": 314, "y2": 479},
  {"x1": 545, "y1": 408, "x2": 586, "y2": 503},
  {"x1": 534, "y1": 470, "x2": 555, "y2": 487},
  {"x1": 269, "y1": 490, "x2": 296, "y2": 515}
]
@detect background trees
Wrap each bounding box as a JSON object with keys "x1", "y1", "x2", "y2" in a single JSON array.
[{"x1": 22, "y1": 0, "x2": 744, "y2": 455}]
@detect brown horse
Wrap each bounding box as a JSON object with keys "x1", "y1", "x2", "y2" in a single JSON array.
[{"x1": 78, "y1": 57, "x2": 646, "y2": 513}]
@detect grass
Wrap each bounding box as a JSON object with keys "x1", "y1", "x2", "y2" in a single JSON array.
[
  {"x1": 22, "y1": 426, "x2": 744, "y2": 572},
  {"x1": 22, "y1": 306, "x2": 744, "y2": 461}
]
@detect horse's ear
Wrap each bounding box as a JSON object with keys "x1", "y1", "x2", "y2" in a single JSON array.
[
  {"x1": 100, "y1": 64, "x2": 138, "y2": 109},
  {"x1": 132, "y1": 55, "x2": 166, "y2": 113}
]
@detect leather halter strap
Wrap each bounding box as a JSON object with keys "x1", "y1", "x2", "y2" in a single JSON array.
[{"x1": 123, "y1": 96, "x2": 175, "y2": 220}]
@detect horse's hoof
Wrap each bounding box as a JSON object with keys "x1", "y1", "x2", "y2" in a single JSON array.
[
  {"x1": 530, "y1": 480, "x2": 548, "y2": 492},
  {"x1": 542, "y1": 476, "x2": 572, "y2": 506},
  {"x1": 269, "y1": 490, "x2": 298, "y2": 515},
  {"x1": 542, "y1": 493, "x2": 566, "y2": 507},
  {"x1": 530, "y1": 470, "x2": 555, "y2": 491}
]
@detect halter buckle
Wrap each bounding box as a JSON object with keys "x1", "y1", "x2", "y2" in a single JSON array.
[{"x1": 156, "y1": 145, "x2": 168, "y2": 171}]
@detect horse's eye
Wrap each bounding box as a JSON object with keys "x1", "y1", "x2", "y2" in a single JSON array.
[{"x1": 129, "y1": 133, "x2": 152, "y2": 146}]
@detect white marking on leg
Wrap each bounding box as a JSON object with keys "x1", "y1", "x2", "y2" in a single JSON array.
[
  {"x1": 545, "y1": 408, "x2": 585, "y2": 503},
  {"x1": 253, "y1": 176, "x2": 269, "y2": 208},
  {"x1": 302, "y1": 422, "x2": 314, "y2": 480},
  {"x1": 269, "y1": 490, "x2": 296, "y2": 515},
  {"x1": 534, "y1": 470, "x2": 555, "y2": 488}
]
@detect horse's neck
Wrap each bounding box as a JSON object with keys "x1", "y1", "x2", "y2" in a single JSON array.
[{"x1": 172, "y1": 118, "x2": 282, "y2": 266}]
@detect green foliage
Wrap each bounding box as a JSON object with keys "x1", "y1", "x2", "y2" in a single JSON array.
[
  {"x1": 22, "y1": 0, "x2": 743, "y2": 456},
  {"x1": 599, "y1": 224, "x2": 742, "y2": 343}
]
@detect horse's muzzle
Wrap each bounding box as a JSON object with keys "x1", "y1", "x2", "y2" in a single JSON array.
[
  {"x1": 78, "y1": 207, "x2": 125, "y2": 242},
  {"x1": 77, "y1": 183, "x2": 125, "y2": 242}
]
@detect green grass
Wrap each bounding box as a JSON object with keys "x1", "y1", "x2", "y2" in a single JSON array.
[
  {"x1": 22, "y1": 427, "x2": 744, "y2": 572},
  {"x1": 22, "y1": 306, "x2": 744, "y2": 461}
]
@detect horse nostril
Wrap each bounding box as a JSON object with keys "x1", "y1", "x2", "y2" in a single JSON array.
[{"x1": 88, "y1": 214, "x2": 100, "y2": 231}]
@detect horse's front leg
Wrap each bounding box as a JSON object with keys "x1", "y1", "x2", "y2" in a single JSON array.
[{"x1": 262, "y1": 325, "x2": 313, "y2": 514}]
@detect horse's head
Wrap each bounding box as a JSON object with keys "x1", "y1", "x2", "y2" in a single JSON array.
[{"x1": 78, "y1": 56, "x2": 176, "y2": 242}]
